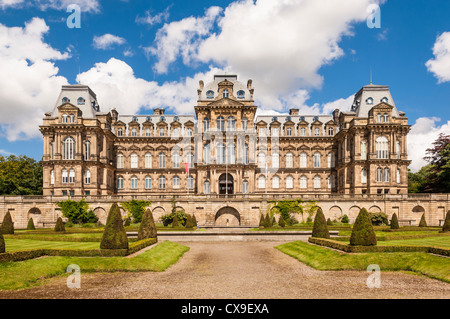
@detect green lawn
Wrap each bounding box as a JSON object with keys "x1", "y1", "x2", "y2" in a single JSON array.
[
  {"x1": 0, "y1": 241, "x2": 190, "y2": 290},
  {"x1": 276, "y1": 241, "x2": 450, "y2": 283},
  {"x1": 378, "y1": 236, "x2": 450, "y2": 248},
  {"x1": 5, "y1": 239, "x2": 101, "y2": 251}
]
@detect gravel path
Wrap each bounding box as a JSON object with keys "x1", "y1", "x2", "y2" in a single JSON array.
[{"x1": 1, "y1": 241, "x2": 449, "y2": 299}]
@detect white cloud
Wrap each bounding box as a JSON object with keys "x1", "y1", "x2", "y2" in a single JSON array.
[
  {"x1": 0, "y1": 149, "x2": 15, "y2": 156},
  {"x1": 0, "y1": 18, "x2": 69, "y2": 141},
  {"x1": 0, "y1": 0, "x2": 24, "y2": 9},
  {"x1": 93, "y1": 34, "x2": 126, "y2": 50},
  {"x1": 136, "y1": 7, "x2": 170, "y2": 26},
  {"x1": 408, "y1": 117, "x2": 450, "y2": 172},
  {"x1": 77, "y1": 58, "x2": 225, "y2": 116},
  {"x1": 426, "y1": 32, "x2": 450, "y2": 83},
  {"x1": 35, "y1": 0, "x2": 100, "y2": 13},
  {"x1": 321, "y1": 95, "x2": 354, "y2": 114}
]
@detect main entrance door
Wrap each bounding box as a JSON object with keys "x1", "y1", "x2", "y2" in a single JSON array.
[
  {"x1": 219, "y1": 173, "x2": 233, "y2": 195},
  {"x1": 215, "y1": 206, "x2": 240, "y2": 226}
]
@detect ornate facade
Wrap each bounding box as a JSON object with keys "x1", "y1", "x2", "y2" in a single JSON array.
[{"x1": 40, "y1": 75, "x2": 410, "y2": 198}]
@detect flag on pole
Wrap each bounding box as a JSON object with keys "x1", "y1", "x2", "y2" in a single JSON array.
[{"x1": 184, "y1": 162, "x2": 189, "y2": 175}]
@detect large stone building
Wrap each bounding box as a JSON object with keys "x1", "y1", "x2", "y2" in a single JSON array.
[{"x1": 1, "y1": 74, "x2": 442, "y2": 228}]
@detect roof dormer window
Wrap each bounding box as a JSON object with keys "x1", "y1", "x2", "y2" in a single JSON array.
[
  {"x1": 237, "y1": 90, "x2": 245, "y2": 99},
  {"x1": 62, "y1": 97, "x2": 70, "y2": 104},
  {"x1": 160, "y1": 116, "x2": 166, "y2": 122},
  {"x1": 77, "y1": 97, "x2": 85, "y2": 105},
  {"x1": 206, "y1": 90, "x2": 214, "y2": 99},
  {"x1": 366, "y1": 97, "x2": 374, "y2": 105},
  {"x1": 132, "y1": 116, "x2": 138, "y2": 122},
  {"x1": 381, "y1": 97, "x2": 388, "y2": 104}
]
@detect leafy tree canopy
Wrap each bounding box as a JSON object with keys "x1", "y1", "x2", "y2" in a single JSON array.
[
  {"x1": 0, "y1": 155, "x2": 42, "y2": 195},
  {"x1": 121, "y1": 200, "x2": 151, "y2": 223},
  {"x1": 56, "y1": 199, "x2": 98, "y2": 224}
]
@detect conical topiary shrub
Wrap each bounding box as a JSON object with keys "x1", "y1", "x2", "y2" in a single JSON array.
[
  {"x1": 442, "y1": 211, "x2": 450, "y2": 233},
  {"x1": 312, "y1": 208, "x2": 330, "y2": 239},
  {"x1": 124, "y1": 217, "x2": 131, "y2": 227},
  {"x1": 259, "y1": 214, "x2": 264, "y2": 227},
  {"x1": 419, "y1": 213, "x2": 427, "y2": 227},
  {"x1": 0, "y1": 232, "x2": 4, "y2": 253},
  {"x1": 138, "y1": 209, "x2": 157, "y2": 240},
  {"x1": 278, "y1": 216, "x2": 285, "y2": 228},
  {"x1": 100, "y1": 203, "x2": 128, "y2": 249},
  {"x1": 350, "y1": 208, "x2": 377, "y2": 246},
  {"x1": 172, "y1": 214, "x2": 179, "y2": 227},
  {"x1": 192, "y1": 214, "x2": 198, "y2": 228},
  {"x1": 1, "y1": 212, "x2": 14, "y2": 235},
  {"x1": 266, "y1": 213, "x2": 273, "y2": 228},
  {"x1": 27, "y1": 218, "x2": 36, "y2": 231},
  {"x1": 54, "y1": 217, "x2": 65, "y2": 232},
  {"x1": 327, "y1": 218, "x2": 333, "y2": 226},
  {"x1": 391, "y1": 213, "x2": 399, "y2": 230},
  {"x1": 185, "y1": 214, "x2": 194, "y2": 229}
]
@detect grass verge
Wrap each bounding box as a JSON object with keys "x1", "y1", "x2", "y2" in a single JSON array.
[
  {"x1": 0, "y1": 241, "x2": 189, "y2": 291},
  {"x1": 275, "y1": 241, "x2": 450, "y2": 283}
]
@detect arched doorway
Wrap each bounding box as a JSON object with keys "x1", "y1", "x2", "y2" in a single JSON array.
[
  {"x1": 219, "y1": 173, "x2": 234, "y2": 195},
  {"x1": 215, "y1": 206, "x2": 240, "y2": 226}
]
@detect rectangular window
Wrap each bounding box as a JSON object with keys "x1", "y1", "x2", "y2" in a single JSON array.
[{"x1": 62, "y1": 190, "x2": 68, "y2": 196}]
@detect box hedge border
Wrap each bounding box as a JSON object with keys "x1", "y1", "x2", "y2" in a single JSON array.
[
  {"x1": 308, "y1": 237, "x2": 450, "y2": 256},
  {"x1": 0, "y1": 238, "x2": 157, "y2": 263},
  {"x1": 334, "y1": 232, "x2": 450, "y2": 242}
]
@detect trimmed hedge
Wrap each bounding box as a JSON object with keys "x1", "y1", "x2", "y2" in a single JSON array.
[
  {"x1": 138, "y1": 209, "x2": 158, "y2": 240},
  {"x1": 54, "y1": 217, "x2": 65, "y2": 232},
  {"x1": 390, "y1": 213, "x2": 399, "y2": 230},
  {"x1": 1, "y1": 212, "x2": 14, "y2": 235},
  {"x1": 312, "y1": 208, "x2": 330, "y2": 239},
  {"x1": 442, "y1": 211, "x2": 450, "y2": 233},
  {"x1": 101, "y1": 203, "x2": 128, "y2": 250},
  {"x1": 335, "y1": 232, "x2": 450, "y2": 242},
  {"x1": 350, "y1": 208, "x2": 377, "y2": 246},
  {"x1": 308, "y1": 237, "x2": 450, "y2": 256},
  {"x1": 419, "y1": 213, "x2": 427, "y2": 227},
  {"x1": 0, "y1": 232, "x2": 4, "y2": 254},
  {"x1": 27, "y1": 218, "x2": 36, "y2": 231}
]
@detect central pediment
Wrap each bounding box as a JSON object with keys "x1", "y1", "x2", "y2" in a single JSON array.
[{"x1": 207, "y1": 98, "x2": 244, "y2": 109}]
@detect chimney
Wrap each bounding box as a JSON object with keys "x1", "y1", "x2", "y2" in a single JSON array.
[
  {"x1": 153, "y1": 108, "x2": 160, "y2": 115},
  {"x1": 289, "y1": 109, "x2": 299, "y2": 116}
]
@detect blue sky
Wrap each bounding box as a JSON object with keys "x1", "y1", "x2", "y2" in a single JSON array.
[{"x1": 0, "y1": 0, "x2": 449, "y2": 171}]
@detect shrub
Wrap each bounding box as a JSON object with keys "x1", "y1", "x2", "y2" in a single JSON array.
[
  {"x1": 306, "y1": 216, "x2": 312, "y2": 223},
  {"x1": 312, "y1": 208, "x2": 330, "y2": 239},
  {"x1": 124, "y1": 217, "x2": 131, "y2": 227},
  {"x1": 1, "y1": 212, "x2": 14, "y2": 235},
  {"x1": 442, "y1": 211, "x2": 450, "y2": 233},
  {"x1": 161, "y1": 211, "x2": 187, "y2": 227},
  {"x1": 54, "y1": 217, "x2": 65, "y2": 232},
  {"x1": 100, "y1": 203, "x2": 128, "y2": 250},
  {"x1": 0, "y1": 232, "x2": 4, "y2": 254},
  {"x1": 56, "y1": 199, "x2": 98, "y2": 224},
  {"x1": 185, "y1": 214, "x2": 194, "y2": 229},
  {"x1": 27, "y1": 218, "x2": 36, "y2": 230},
  {"x1": 192, "y1": 214, "x2": 198, "y2": 228},
  {"x1": 278, "y1": 216, "x2": 285, "y2": 228},
  {"x1": 138, "y1": 209, "x2": 157, "y2": 240},
  {"x1": 419, "y1": 213, "x2": 427, "y2": 227},
  {"x1": 369, "y1": 212, "x2": 389, "y2": 226},
  {"x1": 350, "y1": 208, "x2": 377, "y2": 246},
  {"x1": 341, "y1": 214, "x2": 349, "y2": 224},
  {"x1": 289, "y1": 215, "x2": 299, "y2": 226},
  {"x1": 326, "y1": 218, "x2": 333, "y2": 226},
  {"x1": 390, "y1": 213, "x2": 400, "y2": 230},
  {"x1": 266, "y1": 213, "x2": 272, "y2": 228},
  {"x1": 259, "y1": 214, "x2": 264, "y2": 227},
  {"x1": 121, "y1": 200, "x2": 151, "y2": 223},
  {"x1": 172, "y1": 214, "x2": 179, "y2": 227}
]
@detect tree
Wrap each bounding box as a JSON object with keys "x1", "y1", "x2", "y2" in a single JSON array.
[
  {"x1": 172, "y1": 214, "x2": 179, "y2": 227},
  {"x1": 54, "y1": 217, "x2": 65, "y2": 232},
  {"x1": 27, "y1": 218, "x2": 36, "y2": 230},
  {"x1": 56, "y1": 199, "x2": 98, "y2": 224},
  {"x1": 350, "y1": 208, "x2": 377, "y2": 246},
  {"x1": 100, "y1": 203, "x2": 128, "y2": 249},
  {"x1": 185, "y1": 214, "x2": 194, "y2": 229},
  {"x1": 442, "y1": 211, "x2": 450, "y2": 233},
  {"x1": 266, "y1": 213, "x2": 272, "y2": 228},
  {"x1": 341, "y1": 214, "x2": 349, "y2": 224},
  {"x1": 259, "y1": 214, "x2": 264, "y2": 227},
  {"x1": 369, "y1": 212, "x2": 389, "y2": 226},
  {"x1": 0, "y1": 155, "x2": 43, "y2": 195},
  {"x1": 391, "y1": 213, "x2": 400, "y2": 230},
  {"x1": 121, "y1": 200, "x2": 151, "y2": 223},
  {"x1": 1, "y1": 212, "x2": 14, "y2": 235},
  {"x1": 0, "y1": 232, "x2": 4, "y2": 254},
  {"x1": 419, "y1": 213, "x2": 427, "y2": 227},
  {"x1": 138, "y1": 209, "x2": 157, "y2": 240},
  {"x1": 326, "y1": 218, "x2": 333, "y2": 226},
  {"x1": 192, "y1": 214, "x2": 198, "y2": 228},
  {"x1": 312, "y1": 208, "x2": 330, "y2": 239},
  {"x1": 278, "y1": 216, "x2": 285, "y2": 228}
]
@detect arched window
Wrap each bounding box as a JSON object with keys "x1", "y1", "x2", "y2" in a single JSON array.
[
  {"x1": 187, "y1": 152, "x2": 194, "y2": 168},
  {"x1": 313, "y1": 176, "x2": 321, "y2": 189},
  {"x1": 159, "y1": 152, "x2": 166, "y2": 168},
  {"x1": 50, "y1": 142, "x2": 55, "y2": 160},
  {"x1": 258, "y1": 175, "x2": 266, "y2": 189},
  {"x1": 258, "y1": 152, "x2": 266, "y2": 169},
  {"x1": 69, "y1": 169, "x2": 75, "y2": 183},
  {"x1": 173, "y1": 176, "x2": 180, "y2": 189},
  {"x1": 204, "y1": 144, "x2": 211, "y2": 165},
  {"x1": 300, "y1": 152, "x2": 307, "y2": 168},
  {"x1": 300, "y1": 176, "x2": 307, "y2": 189},
  {"x1": 145, "y1": 127, "x2": 151, "y2": 137},
  {"x1": 272, "y1": 176, "x2": 280, "y2": 189},
  {"x1": 242, "y1": 180, "x2": 249, "y2": 194},
  {"x1": 384, "y1": 168, "x2": 390, "y2": 182},
  {"x1": 131, "y1": 127, "x2": 137, "y2": 136},
  {"x1": 84, "y1": 170, "x2": 91, "y2": 185},
  {"x1": 84, "y1": 141, "x2": 91, "y2": 161},
  {"x1": 396, "y1": 141, "x2": 401, "y2": 159},
  {"x1": 217, "y1": 143, "x2": 225, "y2": 164},
  {"x1": 259, "y1": 127, "x2": 266, "y2": 136},
  {"x1": 377, "y1": 168, "x2": 383, "y2": 183},
  {"x1": 223, "y1": 89, "x2": 229, "y2": 98},
  {"x1": 366, "y1": 97, "x2": 373, "y2": 105},
  {"x1": 62, "y1": 169, "x2": 68, "y2": 183},
  {"x1": 62, "y1": 97, "x2": 70, "y2": 104},
  {"x1": 300, "y1": 127, "x2": 306, "y2": 137},
  {"x1": 50, "y1": 170, "x2": 55, "y2": 185},
  {"x1": 376, "y1": 136, "x2": 389, "y2": 159},
  {"x1": 117, "y1": 176, "x2": 124, "y2": 189},
  {"x1": 131, "y1": 153, "x2": 138, "y2": 168},
  {"x1": 286, "y1": 127, "x2": 292, "y2": 136},
  {"x1": 227, "y1": 144, "x2": 235, "y2": 164},
  {"x1": 117, "y1": 128, "x2": 123, "y2": 137},
  {"x1": 381, "y1": 97, "x2": 389, "y2": 104},
  {"x1": 187, "y1": 176, "x2": 194, "y2": 189},
  {"x1": 286, "y1": 153, "x2": 293, "y2": 168},
  {"x1": 271, "y1": 127, "x2": 279, "y2": 137},
  {"x1": 227, "y1": 116, "x2": 235, "y2": 131},
  {"x1": 271, "y1": 152, "x2": 279, "y2": 169},
  {"x1": 314, "y1": 152, "x2": 321, "y2": 168},
  {"x1": 383, "y1": 113, "x2": 389, "y2": 123},
  {"x1": 204, "y1": 181, "x2": 210, "y2": 194},
  {"x1": 187, "y1": 128, "x2": 193, "y2": 136},
  {"x1": 328, "y1": 127, "x2": 334, "y2": 136},
  {"x1": 117, "y1": 154, "x2": 124, "y2": 169},
  {"x1": 63, "y1": 137, "x2": 75, "y2": 160},
  {"x1": 77, "y1": 97, "x2": 85, "y2": 105},
  {"x1": 69, "y1": 114, "x2": 75, "y2": 123},
  {"x1": 217, "y1": 116, "x2": 225, "y2": 132},
  {"x1": 237, "y1": 90, "x2": 245, "y2": 99},
  {"x1": 243, "y1": 143, "x2": 249, "y2": 165},
  {"x1": 286, "y1": 176, "x2": 294, "y2": 189},
  {"x1": 206, "y1": 90, "x2": 214, "y2": 99},
  {"x1": 328, "y1": 175, "x2": 335, "y2": 189},
  {"x1": 159, "y1": 127, "x2": 165, "y2": 137},
  {"x1": 172, "y1": 152, "x2": 180, "y2": 168},
  {"x1": 145, "y1": 176, "x2": 152, "y2": 189},
  {"x1": 145, "y1": 153, "x2": 152, "y2": 168},
  {"x1": 159, "y1": 176, "x2": 166, "y2": 189},
  {"x1": 377, "y1": 113, "x2": 382, "y2": 123},
  {"x1": 62, "y1": 114, "x2": 68, "y2": 123},
  {"x1": 314, "y1": 127, "x2": 320, "y2": 136},
  {"x1": 361, "y1": 140, "x2": 367, "y2": 160},
  {"x1": 327, "y1": 152, "x2": 335, "y2": 168},
  {"x1": 361, "y1": 168, "x2": 367, "y2": 184},
  {"x1": 131, "y1": 176, "x2": 138, "y2": 189},
  {"x1": 203, "y1": 117, "x2": 210, "y2": 132}
]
